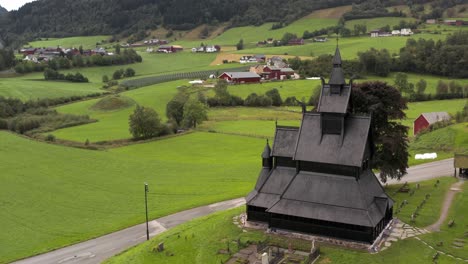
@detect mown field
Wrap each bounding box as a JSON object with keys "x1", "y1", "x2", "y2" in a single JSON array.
[
  {"x1": 52, "y1": 80, "x2": 185, "y2": 142},
  {"x1": 235, "y1": 33, "x2": 448, "y2": 57},
  {"x1": 105, "y1": 178, "x2": 461, "y2": 264},
  {"x1": 0, "y1": 131, "x2": 264, "y2": 263},
  {"x1": 0, "y1": 75, "x2": 103, "y2": 101},
  {"x1": 344, "y1": 17, "x2": 417, "y2": 31},
  {"x1": 26, "y1": 35, "x2": 111, "y2": 49}
]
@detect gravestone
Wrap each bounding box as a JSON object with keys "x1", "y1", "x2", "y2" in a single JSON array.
[{"x1": 262, "y1": 252, "x2": 269, "y2": 264}]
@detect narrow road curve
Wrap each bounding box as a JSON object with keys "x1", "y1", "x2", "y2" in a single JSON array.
[
  {"x1": 12, "y1": 198, "x2": 246, "y2": 264},
  {"x1": 425, "y1": 180, "x2": 465, "y2": 232},
  {"x1": 13, "y1": 158, "x2": 455, "y2": 264}
]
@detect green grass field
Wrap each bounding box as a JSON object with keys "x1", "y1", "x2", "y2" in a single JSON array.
[
  {"x1": 105, "y1": 178, "x2": 459, "y2": 264},
  {"x1": 345, "y1": 17, "x2": 417, "y2": 31},
  {"x1": 0, "y1": 74, "x2": 103, "y2": 101},
  {"x1": 52, "y1": 80, "x2": 185, "y2": 142},
  {"x1": 0, "y1": 131, "x2": 264, "y2": 263},
  {"x1": 26, "y1": 35, "x2": 112, "y2": 49},
  {"x1": 410, "y1": 122, "x2": 468, "y2": 154},
  {"x1": 234, "y1": 33, "x2": 448, "y2": 57}
]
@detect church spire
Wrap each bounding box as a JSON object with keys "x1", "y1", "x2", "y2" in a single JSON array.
[
  {"x1": 329, "y1": 45, "x2": 346, "y2": 86},
  {"x1": 262, "y1": 139, "x2": 273, "y2": 168}
]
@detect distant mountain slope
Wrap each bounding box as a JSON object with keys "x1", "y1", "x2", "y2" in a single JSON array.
[
  {"x1": 0, "y1": 5, "x2": 7, "y2": 14},
  {"x1": 0, "y1": 0, "x2": 400, "y2": 47}
]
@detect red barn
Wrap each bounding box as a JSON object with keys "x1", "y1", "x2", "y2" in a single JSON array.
[
  {"x1": 413, "y1": 112, "x2": 451, "y2": 135},
  {"x1": 218, "y1": 72, "x2": 261, "y2": 84}
]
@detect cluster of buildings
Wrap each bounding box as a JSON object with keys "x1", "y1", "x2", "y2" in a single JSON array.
[
  {"x1": 370, "y1": 28, "x2": 414, "y2": 37},
  {"x1": 257, "y1": 38, "x2": 305, "y2": 46},
  {"x1": 146, "y1": 45, "x2": 184, "y2": 53},
  {"x1": 123, "y1": 39, "x2": 169, "y2": 48},
  {"x1": 191, "y1": 45, "x2": 221, "y2": 53},
  {"x1": 219, "y1": 56, "x2": 297, "y2": 84},
  {"x1": 20, "y1": 47, "x2": 110, "y2": 62}
]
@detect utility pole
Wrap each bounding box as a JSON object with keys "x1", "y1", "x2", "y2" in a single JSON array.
[{"x1": 145, "y1": 183, "x2": 149, "y2": 241}]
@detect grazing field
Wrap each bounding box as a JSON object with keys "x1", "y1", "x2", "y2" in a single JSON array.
[
  {"x1": 344, "y1": 17, "x2": 417, "y2": 31},
  {"x1": 225, "y1": 79, "x2": 321, "y2": 100},
  {"x1": 52, "y1": 80, "x2": 185, "y2": 142},
  {"x1": 0, "y1": 74, "x2": 103, "y2": 101},
  {"x1": 0, "y1": 131, "x2": 264, "y2": 263},
  {"x1": 105, "y1": 178, "x2": 458, "y2": 264},
  {"x1": 26, "y1": 35, "x2": 112, "y2": 49},
  {"x1": 235, "y1": 33, "x2": 447, "y2": 57}
]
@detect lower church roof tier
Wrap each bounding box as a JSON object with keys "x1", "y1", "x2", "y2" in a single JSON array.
[{"x1": 272, "y1": 127, "x2": 299, "y2": 158}]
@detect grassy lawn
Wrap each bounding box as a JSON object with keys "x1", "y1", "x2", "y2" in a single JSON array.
[
  {"x1": 420, "y1": 181, "x2": 467, "y2": 259},
  {"x1": 0, "y1": 131, "x2": 264, "y2": 263},
  {"x1": 26, "y1": 35, "x2": 112, "y2": 49},
  {"x1": 105, "y1": 178, "x2": 460, "y2": 264}
]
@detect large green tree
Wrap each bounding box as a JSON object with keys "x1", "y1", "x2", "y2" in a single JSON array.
[
  {"x1": 129, "y1": 105, "x2": 162, "y2": 139},
  {"x1": 182, "y1": 99, "x2": 208, "y2": 128},
  {"x1": 351, "y1": 81, "x2": 409, "y2": 182}
]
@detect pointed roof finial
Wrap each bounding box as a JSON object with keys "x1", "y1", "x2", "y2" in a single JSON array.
[
  {"x1": 275, "y1": 118, "x2": 278, "y2": 127},
  {"x1": 262, "y1": 139, "x2": 272, "y2": 158},
  {"x1": 332, "y1": 45, "x2": 342, "y2": 66}
]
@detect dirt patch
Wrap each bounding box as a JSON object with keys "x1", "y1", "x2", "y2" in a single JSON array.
[
  {"x1": 305, "y1": 5, "x2": 352, "y2": 19},
  {"x1": 184, "y1": 23, "x2": 229, "y2": 41},
  {"x1": 210, "y1": 53, "x2": 314, "y2": 66}
]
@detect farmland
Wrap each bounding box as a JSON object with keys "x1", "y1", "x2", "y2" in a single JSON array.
[
  {"x1": 26, "y1": 35, "x2": 111, "y2": 49},
  {"x1": 0, "y1": 131, "x2": 264, "y2": 263}
]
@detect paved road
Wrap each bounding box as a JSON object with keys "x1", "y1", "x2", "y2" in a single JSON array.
[
  {"x1": 13, "y1": 158, "x2": 455, "y2": 264},
  {"x1": 13, "y1": 198, "x2": 245, "y2": 264},
  {"x1": 385, "y1": 158, "x2": 455, "y2": 185}
]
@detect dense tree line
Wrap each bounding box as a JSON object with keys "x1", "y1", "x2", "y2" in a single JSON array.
[
  {"x1": 342, "y1": 0, "x2": 405, "y2": 20},
  {"x1": 44, "y1": 69, "x2": 89, "y2": 83},
  {"x1": 0, "y1": 49, "x2": 15, "y2": 71},
  {"x1": 0, "y1": 96, "x2": 92, "y2": 134}
]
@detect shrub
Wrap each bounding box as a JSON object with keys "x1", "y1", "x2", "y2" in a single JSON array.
[
  {"x1": 284, "y1": 96, "x2": 299, "y2": 106},
  {"x1": 265, "y1": 88, "x2": 282, "y2": 106},
  {"x1": 45, "y1": 134, "x2": 56, "y2": 142}
]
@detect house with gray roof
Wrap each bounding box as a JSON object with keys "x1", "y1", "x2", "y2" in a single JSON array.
[
  {"x1": 218, "y1": 72, "x2": 261, "y2": 84},
  {"x1": 246, "y1": 47, "x2": 393, "y2": 243}
]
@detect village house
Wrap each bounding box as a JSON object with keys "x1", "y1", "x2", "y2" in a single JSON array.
[
  {"x1": 413, "y1": 112, "x2": 451, "y2": 135},
  {"x1": 400, "y1": 28, "x2": 413, "y2": 36},
  {"x1": 191, "y1": 45, "x2": 220, "y2": 53},
  {"x1": 391, "y1": 30, "x2": 400, "y2": 36},
  {"x1": 426, "y1": 19, "x2": 437, "y2": 24},
  {"x1": 314, "y1": 37, "x2": 328, "y2": 42},
  {"x1": 157, "y1": 45, "x2": 183, "y2": 53},
  {"x1": 262, "y1": 65, "x2": 295, "y2": 80},
  {"x1": 240, "y1": 55, "x2": 265, "y2": 64},
  {"x1": 267, "y1": 56, "x2": 288, "y2": 68},
  {"x1": 288, "y1": 38, "x2": 304, "y2": 45},
  {"x1": 246, "y1": 47, "x2": 393, "y2": 243},
  {"x1": 218, "y1": 72, "x2": 261, "y2": 84}
]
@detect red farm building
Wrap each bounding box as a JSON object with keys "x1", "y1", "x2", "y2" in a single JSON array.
[
  {"x1": 157, "y1": 45, "x2": 183, "y2": 53},
  {"x1": 262, "y1": 66, "x2": 295, "y2": 80},
  {"x1": 219, "y1": 72, "x2": 261, "y2": 84},
  {"x1": 413, "y1": 112, "x2": 451, "y2": 135}
]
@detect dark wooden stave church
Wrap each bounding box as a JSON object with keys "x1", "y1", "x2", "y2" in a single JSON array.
[{"x1": 246, "y1": 47, "x2": 393, "y2": 243}]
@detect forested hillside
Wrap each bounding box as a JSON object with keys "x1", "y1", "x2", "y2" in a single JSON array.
[
  {"x1": 0, "y1": 0, "x2": 419, "y2": 47},
  {"x1": 0, "y1": 5, "x2": 7, "y2": 14}
]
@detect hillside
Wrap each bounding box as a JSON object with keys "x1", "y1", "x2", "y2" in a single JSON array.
[{"x1": 0, "y1": 5, "x2": 7, "y2": 14}]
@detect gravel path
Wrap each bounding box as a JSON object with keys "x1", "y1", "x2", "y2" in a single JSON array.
[{"x1": 425, "y1": 180, "x2": 465, "y2": 232}]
